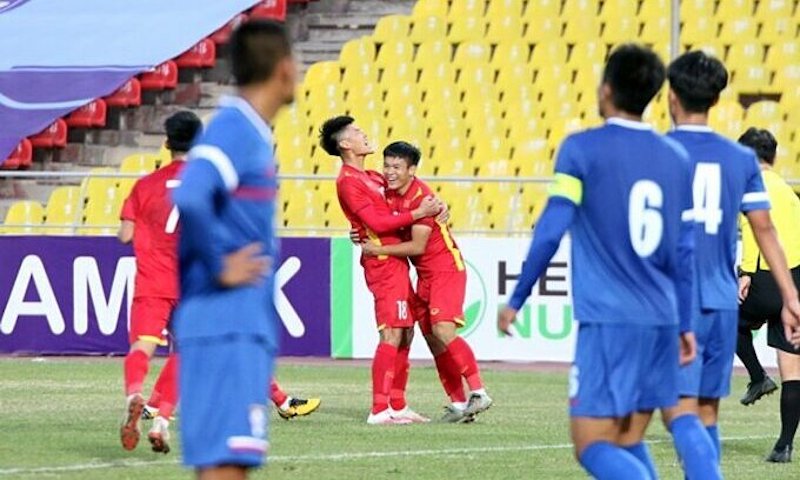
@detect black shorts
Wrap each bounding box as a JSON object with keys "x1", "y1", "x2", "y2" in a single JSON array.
[{"x1": 739, "y1": 266, "x2": 800, "y2": 354}]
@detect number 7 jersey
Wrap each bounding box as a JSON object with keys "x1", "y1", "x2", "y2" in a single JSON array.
[
  {"x1": 667, "y1": 125, "x2": 770, "y2": 310},
  {"x1": 551, "y1": 118, "x2": 694, "y2": 326}
]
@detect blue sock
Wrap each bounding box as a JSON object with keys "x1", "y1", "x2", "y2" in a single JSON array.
[
  {"x1": 669, "y1": 415, "x2": 722, "y2": 480},
  {"x1": 579, "y1": 441, "x2": 651, "y2": 480},
  {"x1": 706, "y1": 424, "x2": 720, "y2": 461},
  {"x1": 623, "y1": 442, "x2": 657, "y2": 479}
]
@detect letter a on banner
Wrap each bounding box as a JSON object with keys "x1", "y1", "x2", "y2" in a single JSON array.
[{"x1": 1, "y1": 255, "x2": 65, "y2": 335}]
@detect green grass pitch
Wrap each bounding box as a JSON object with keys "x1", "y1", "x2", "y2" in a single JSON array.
[{"x1": 0, "y1": 357, "x2": 796, "y2": 479}]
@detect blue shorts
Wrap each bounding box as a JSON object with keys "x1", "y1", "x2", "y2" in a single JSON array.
[
  {"x1": 678, "y1": 309, "x2": 737, "y2": 399},
  {"x1": 179, "y1": 334, "x2": 275, "y2": 469},
  {"x1": 570, "y1": 323, "x2": 679, "y2": 418}
]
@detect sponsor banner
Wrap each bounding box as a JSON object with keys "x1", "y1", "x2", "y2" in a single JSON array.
[{"x1": 0, "y1": 237, "x2": 330, "y2": 356}]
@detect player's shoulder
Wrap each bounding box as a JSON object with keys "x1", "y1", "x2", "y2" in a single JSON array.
[{"x1": 411, "y1": 176, "x2": 433, "y2": 196}]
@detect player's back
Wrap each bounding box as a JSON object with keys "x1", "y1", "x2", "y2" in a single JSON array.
[
  {"x1": 561, "y1": 119, "x2": 692, "y2": 326},
  {"x1": 667, "y1": 126, "x2": 767, "y2": 310}
]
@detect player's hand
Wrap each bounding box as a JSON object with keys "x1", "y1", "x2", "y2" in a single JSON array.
[
  {"x1": 738, "y1": 275, "x2": 751, "y2": 304},
  {"x1": 418, "y1": 195, "x2": 441, "y2": 218},
  {"x1": 780, "y1": 295, "x2": 800, "y2": 349},
  {"x1": 219, "y1": 243, "x2": 271, "y2": 287},
  {"x1": 349, "y1": 228, "x2": 362, "y2": 245},
  {"x1": 361, "y1": 241, "x2": 379, "y2": 257},
  {"x1": 435, "y1": 200, "x2": 450, "y2": 224},
  {"x1": 497, "y1": 306, "x2": 518, "y2": 336},
  {"x1": 678, "y1": 331, "x2": 697, "y2": 366}
]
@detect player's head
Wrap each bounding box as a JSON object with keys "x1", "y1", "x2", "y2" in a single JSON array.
[
  {"x1": 319, "y1": 115, "x2": 375, "y2": 159},
  {"x1": 598, "y1": 44, "x2": 666, "y2": 118},
  {"x1": 230, "y1": 19, "x2": 296, "y2": 106},
  {"x1": 164, "y1": 111, "x2": 202, "y2": 158},
  {"x1": 667, "y1": 51, "x2": 728, "y2": 118},
  {"x1": 739, "y1": 127, "x2": 777, "y2": 165},
  {"x1": 383, "y1": 141, "x2": 420, "y2": 192}
]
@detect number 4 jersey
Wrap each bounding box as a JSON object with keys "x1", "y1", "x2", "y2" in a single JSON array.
[
  {"x1": 551, "y1": 118, "x2": 693, "y2": 326},
  {"x1": 120, "y1": 159, "x2": 184, "y2": 300},
  {"x1": 668, "y1": 125, "x2": 770, "y2": 310}
]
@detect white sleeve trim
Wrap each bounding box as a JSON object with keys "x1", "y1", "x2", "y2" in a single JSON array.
[
  {"x1": 742, "y1": 192, "x2": 770, "y2": 204},
  {"x1": 189, "y1": 144, "x2": 239, "y2": 191}
]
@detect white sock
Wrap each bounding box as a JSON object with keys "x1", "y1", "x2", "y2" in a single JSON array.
[
  {"x1": 279, "y1": 397, "x2": 292, "y2": 411},
  {"x1": 452, "y1": 402, "x2": 468, "y2": 411},
  {"x1": 471, "y1": 388, "x2": 487, "y2": 397}
]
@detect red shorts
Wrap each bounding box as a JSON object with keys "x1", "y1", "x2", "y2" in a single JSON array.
[
  {"x1": 414, "y1": 270, "x2": 466, "y2": 336},
  {"x1": 363, "y1": 258, "x2": 414, "y2": 330},
  {"x1": 129, "y1": 297, "x2": 177, "y2": 346}
]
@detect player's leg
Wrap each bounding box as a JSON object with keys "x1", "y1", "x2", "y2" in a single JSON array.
[
  {"x1": 613, "y1": 412, "x2": 657, "y2": 479},
  {"x1": 270, "y1": 379, "x2": 321, "y2": 420},
  {"x1": 367, "y1": 325, "x2": 408, "y2": 424},
  {"x1": 572, "y1": 416, "x2": 651, "y2": 480},
  {"x1": 766, "y1": 330, "x2": 800, "y2": 462},
  {"x1": 197, "y1": 465, "x2": 248, "y2": 480},
  {"x1": 737, "y1": 316, "x2": 777, "y2": 405},
  {"x1": 388, "y1": 326, "x2": 429, "y2": 423},
  {"x1": 147, "y1": 351, "x2": 178, "y2": 454}
]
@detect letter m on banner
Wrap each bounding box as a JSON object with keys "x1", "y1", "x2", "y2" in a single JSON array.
[{"x1": 73, "y1": 257, "x2": 136, "y2": 335}]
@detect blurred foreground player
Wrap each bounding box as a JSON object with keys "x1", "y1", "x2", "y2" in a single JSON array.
[
  {"x1": 736, "y1": 128, "x2": 800, "y2": 462},
  {"x1": 362, "y1": 141, "x2": 492, "y2": 423},
  {"x1": 172, "y1": 20, "x2": 295, "y2": 479},
  {"x1": 498, "y1": 44, "x2": 697, "y2": 480}
]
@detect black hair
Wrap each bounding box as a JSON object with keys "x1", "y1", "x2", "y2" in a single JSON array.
[
  {"x1": 230, "y1": 20, "x2": 292, "y2": 87},
  {"x1": 164, "y1": 110, "x2": 202, "y2": 153},
  {"x1": 668, "y1": 50, "x2": 729, "y2": 113},
  {"x1": 383, "y1": 141, "x2": 420, "y2": 167},
  {"x1": 602, "y1": 44, "x2": 666, "y2": 115},
  {"x1": 739, "y1": 127, "x2": 777, "y2": 165},
  {"x1": 319, "y1": 115, "x2": 354, "y2": 156}
]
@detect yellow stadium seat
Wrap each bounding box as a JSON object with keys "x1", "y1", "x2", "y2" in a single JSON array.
[
  {"x1": 746, "y1": 100, "x2": 782, "y2": 125},
  {"x1": 409, "y1": 16, "x2": 448, "y2": 43},
  {"x1": 306, "y1": 83, "x2": 344, "y2": 114},
  {"x1": 384, "y1": 81, "x2": 421, "y2": 104},
  {"x1": 487, "y1": 0, "x2": 524, "y2": 19},
  {"x1": 375, "y1": 39, "x2": 414, "y2": 68},
  {"x1": 448, "y1": 0, "x2": 485, "y2": 19},
  {"x1": 718, "y1": 18, "x2": 758, "y2": 44},
  {"x1": 496, "y1": 63, "x2": 535, "y2": 95},
  {"x1": 473, "y1": 136, "x2": 512, "y2": 165},
  {"x1": 464, "y1": 106, "x2": 504, "y2": 138},
  {"x1": 601, "y1": 16, "x2": 639, "y2": 44},
  {"x1": 491, "y1": 41, "x2": 530, "y2": 68},
  {"x1": 457, "y1": 64, "x2": 494, "y2": 88},
  {"x1": 80, "y1": 168, "x2": 116, "y2": 204},
  {"x1": 717, "y1": 0, "x2": 756, "y2": 16},
  {"x1": 347, "y1": 94, "x2": 383, "y2": 120},
  {"x1": 600, "y1": 0, "x2": 638, "y2": 19},
  {"x1": 512, "y1": 139, "x2": 550, "y2": 176},
  {"x1": 277, "y1": 135, "x2": 311, "y2": 174},
  {"x1": 372, "y1": 16, "x2": 410, "y2": 44},
  {"x1": 709, "y1": 100, "x2": 745, "y2": 138},
  {"x1": 680, "y1": 0, "x2": 714, "y2": 20},
  {"x1": 759, "y1": 17, "x2": 796, "y2": 42},
  {"x1": 500, "y1": 82, "x2": 536, "y2": 107},
  {"x1": 773, "y1": 65, "x2": 800, "y2": 90},
  {"x1": 303, "y1": 61, "x2": 340, "y2": 88},
  {"x1": 638, "y1": 0, "x2": 670, "y2": 20},
  {"x1": 44, "y1": 186, "x2": 82, "y2": 235},
  {"x1": 341, "y1": 62, "x2": 379, "y2": 89},
  {"x1": 82, "y1": 183, "x2": 124, "y2": 236},
  {"x1": 379, "y1": 62, "x2": 417, "y2": 87},
  {"x1": 525, "y1": 0, "x2": 561, "y2": 20},
  {"x1": 414, "y1": 40, "x2": 451, "y2": 67},
  {"x1": 727, "y1": 42, "x2": 765, "y2": 68},
  {"x1": 731, "y1": 65, "x2": 772, "y2": 92},
  {"x1": 447, "y1": 16, "x2": 486, "y2": 43},
  {"x1": 681, "y1": 18, "x2": 719, "y2": 45},
  {"x1": 520, "y1": 183, "x2": 550, "y2": 223},
  {"x1": 523, "y1": 17, "x2": 562, "y2": 43},
  {"x1": 530, "y1": 42, "x2": 569, "y2": 69},
  {"x1": 453, "y1": 40, "x2": 491, "y2": 67},
  {"x1": 339, "y1": 38, "x2": 376, "y2": 68},
  {"x1": 432, "y1": 137, "x2": 472, "y2": 176},
  {"x1": 275, "y1": 106, "x2": 309, "y2": 139},
  {"x1": 640, "y1": 16, "x2": 670, "y2": 43},
  {"x1": 562, "y1": 0, "x2": 600, "y2": 17},
  {"x1": 2, "y1": 201, "x2": 44, "y2": 234},
  {"x1": 412, "y1": 0, "x2": 447, "y2": 19},
  {"x1": 562, "y1": 16, "x2": 601, "y2": 43},
  {"x1": 766, "y1": 41, "x2": 800, "y2": 70},
  {"x1": 756, "y1": 0, "x2": 794, "y2": 19},
  {"x1": 485, "y1": 15, "x2": 524, "y2": 43},
  {"x1": 119, "y1": 153, "x2": 158, "y2": 174},
  {"x1": 419, "y1": 63, "x2": 457, "y2": 91},
  {"x1": 568, "y1": 41, "x2": 605, "y2": 69}
]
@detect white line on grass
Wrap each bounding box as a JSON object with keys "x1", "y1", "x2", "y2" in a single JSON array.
[{"x1": 0, "y1": 435, "x2": 773, "y2": 476}]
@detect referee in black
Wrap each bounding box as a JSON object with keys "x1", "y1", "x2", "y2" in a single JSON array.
[{"x1": 735, "y1": 127, "x2": 800, "y2": 462}]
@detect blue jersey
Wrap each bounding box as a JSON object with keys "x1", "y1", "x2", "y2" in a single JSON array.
[
  {"x1": 554, "y1": 118, "x2": 694, "y2": 326},
  {"x1": 173, "y1": 95, "x2": 279, "y2": 340},
  {"x1": 668, "y1": 126, "x2": 769, "y2": 311}
]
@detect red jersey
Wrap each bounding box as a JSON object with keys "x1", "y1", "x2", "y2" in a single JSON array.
[
  {"x1": 387, "y1": 177, "x2": 465, "y2": 276},
  {"x1": 120, "y1": 160, "x2": 184, "y2": 299}
]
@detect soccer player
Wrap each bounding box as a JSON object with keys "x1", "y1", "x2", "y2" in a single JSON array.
[
  {"x1": 319, "y1": 116, "x2": 441, "y2": 424},
  {"x1": 497, "y1": 44, "x2": 697, "y2": 480},
  {"x1": 661, "y1": 51, "x2": 800, "y2": 476},
  {"x1": 118, "y1": 110, "x2": 202, "y2": 453},
  {"x1": 361, "y1": 141, "x2": 492, "y2": 423},
  {"x1": 172, "y1": 20, "x2": 294, "y2": 479},
  {"x1": 735, "y1": 128, "x2": 800, "y2": 462}
]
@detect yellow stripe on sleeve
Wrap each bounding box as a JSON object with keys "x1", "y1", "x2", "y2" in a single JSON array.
[{"x1": 549, "y1": 173, "x2": 583, "y2": 205}]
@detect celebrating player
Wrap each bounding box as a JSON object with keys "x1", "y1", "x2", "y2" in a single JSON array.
[
  {"x1": 320, "y1": 116, "x2": 441, "y2": 425},
  {"x1": 172, "y1": 20, "x2": 295, "y2": 479},
  {"x1": 498, "y1": 44, "x2": 697, "y2": 480},
  {"x1": 660, "y1": 51, "x2": 800, "y2": 476},
  {"x1": 361, "y1": 141, "x2": 492, "y2": 422}
]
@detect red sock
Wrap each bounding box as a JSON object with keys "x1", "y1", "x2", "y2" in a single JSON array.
[
  {"x1": 446, "y1": 336, "x2": 483, "y2": 391},
  {"x1": 124, "y1": 349, "x2": 150, "y2": 396},
  {"x1": 372, "y1": 342, "x2": 398, "y2": 414},
  {"x1": 271, "y1": 379, "x2": 288, "y2": 407},
  {"x1": 147, "y1": 353, "x2": 177, "y2": 407},
  {"x1": 155, "y1": 354, "x2": 178, "y2": 419},
  {"x1": 434, "y1": 350, "x2": 467, "y2": 403},
  {"x1": 390, "y1": 346, "x2": 410, "y2": 411}
]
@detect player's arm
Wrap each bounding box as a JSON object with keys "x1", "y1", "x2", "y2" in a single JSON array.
[
  {"x1": 358, "y1": 197, "x2": 440, "y2": 234},
  {"x1": 363, "y1": 224, "x2": 432, "y2": 257},
  {"x1": 118, "y1": 187, "x2": 137, "y2": 244},
  {"x1": 118, "y1": 220, "x2": 134, "y2": 244}
]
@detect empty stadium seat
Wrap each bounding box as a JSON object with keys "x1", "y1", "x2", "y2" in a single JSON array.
[
  {"x1": 120, "y1": 153, "x2": 159, "y2": 174},
  {"x1": 727, "y1": 42, "x2": 764, "y2": 67},
  {"x1": 44, "y1": 186, "x2": 82, "y2": 235},
  {"x1": 375, "y1": 39, "x2": 414, "y2": 67},
  {"x1": 485, "y1": 15, "x2": 524, "y2": 43},
  {"x1": 487, "y1": 0, "x2": 524, "y2": 19},
  {"x1": 339, "y1": 37, "x2": 376, "y2": 65},
  {"x1": 372, "y1": 15, "x2": 410, "y2": 44},
  {"x1": 448, "y1": 0, "x2": 485, "y2": 18},
  {"x1": 65, "y1": 99, "x2": 107, "y2": 128},
  {"x1": 175, "y1": 38, "x2": 216, "y2": 68},
  {"x1": 139, "y1": 61, "x2": 178, "y2": 90},
  {"x1": 523, "y1": 17, "x2": 562, "y2": 43},
  {"x1": 448, "y1": 16, "x2": 486, "y2": 43},
  {"x1": 600, "y1": 0, "x2": 638, "y2": 19},
  {"x1": 2, "y1": 139, "x2": 32, "y2": 170},
  {"x1": 2, "y1": 201, "x2": 44, "y2": 234},
  {"x1": 104, "y1": 78, "x2": 142, "y2": 108},
  {"x1": 29, "y1": 119, "x2": 68, "y2": 148},
  {"x1": 453, "y1": 41, "x2": 491, "y2": 67},
  {"x1": 601, "y1": 16, "x2": 639, "y2": 44},
  {"x1": 412, "y1": 0, "x2": 447, "y2": 18},
  {"x1": 415, "y1": 40, "x2": 452, "y2": 67},
  {"x1": 718, "y1": 18, "x2": 758, "y2": 44},
  {"x1": 491, "y1": 41, "x2": 530, "y2": 68},
  {"x1": 409, "y1": 16, "x2": 447, "y2": 42},
  {"x1": 209, "y1": 13, "x2": 247, "y2": 44},
  {"x1": 303, "y1": 61, "x2": 341, "y2": 88}
]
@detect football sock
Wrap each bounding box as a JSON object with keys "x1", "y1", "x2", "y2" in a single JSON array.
[
  {"x1": 433, "y1": 351, "x2": 467, "y2": 403},
  {"x1": 706, "y1": 424, "x2": 721, "y2": 461},
  {"x1": 446, "y1": 337, "x2": 483, "y2": 391},
  {"x1": 579, "y1": 441, "x2": 651, "y2": 480},
  {"x1": 736, "y1": 325, "x2": 765, "y2": 383},
  {"x1": 669, "y1": 414, "x2": 722, "y2": 480},
  {"x1": 623, "y1": 442, "x2": 657, "y2": 479},
  {"x1": 389, "y1": 345, "x2": 410, "y2": 411},
  {"x1": 154, "y1": 353, "x2": 178, "y2": 420},
  {"x1": 270, "y1": 379, "x2": 288, "y2": 408},
  {"x1": 371, "y1": 342, "x2": 398, "y2": 414},
  {"x1": 776, "y1": 381, "x2": 800, "y2": 449},
  {"x1": 124, "y1": 349, "x2": 149, "y2": 396}
]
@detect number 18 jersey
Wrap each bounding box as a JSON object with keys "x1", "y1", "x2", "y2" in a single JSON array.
[{"x1": 551, "y1": 118, "x2": 693, "y2": 326}]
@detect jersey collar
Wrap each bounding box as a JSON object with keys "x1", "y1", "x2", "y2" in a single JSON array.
[
  {"x1": 218, "y1": 95, "x2": 273, "y2": 144},
  {"x1": 674, "y1": 124, "x2": 714, "y2": 133},
  {"x1": 606, "y1": 117, "x2": 652, "y2": 130}
]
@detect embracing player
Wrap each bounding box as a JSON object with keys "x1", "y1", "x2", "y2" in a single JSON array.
[{"x1": 361, "y1": 141, "x2": 492, "y2": 422}]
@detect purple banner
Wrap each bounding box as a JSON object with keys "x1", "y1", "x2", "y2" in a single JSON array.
[{"x1": 0, "y1": 237, "x2": 330, "y2": 356}]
